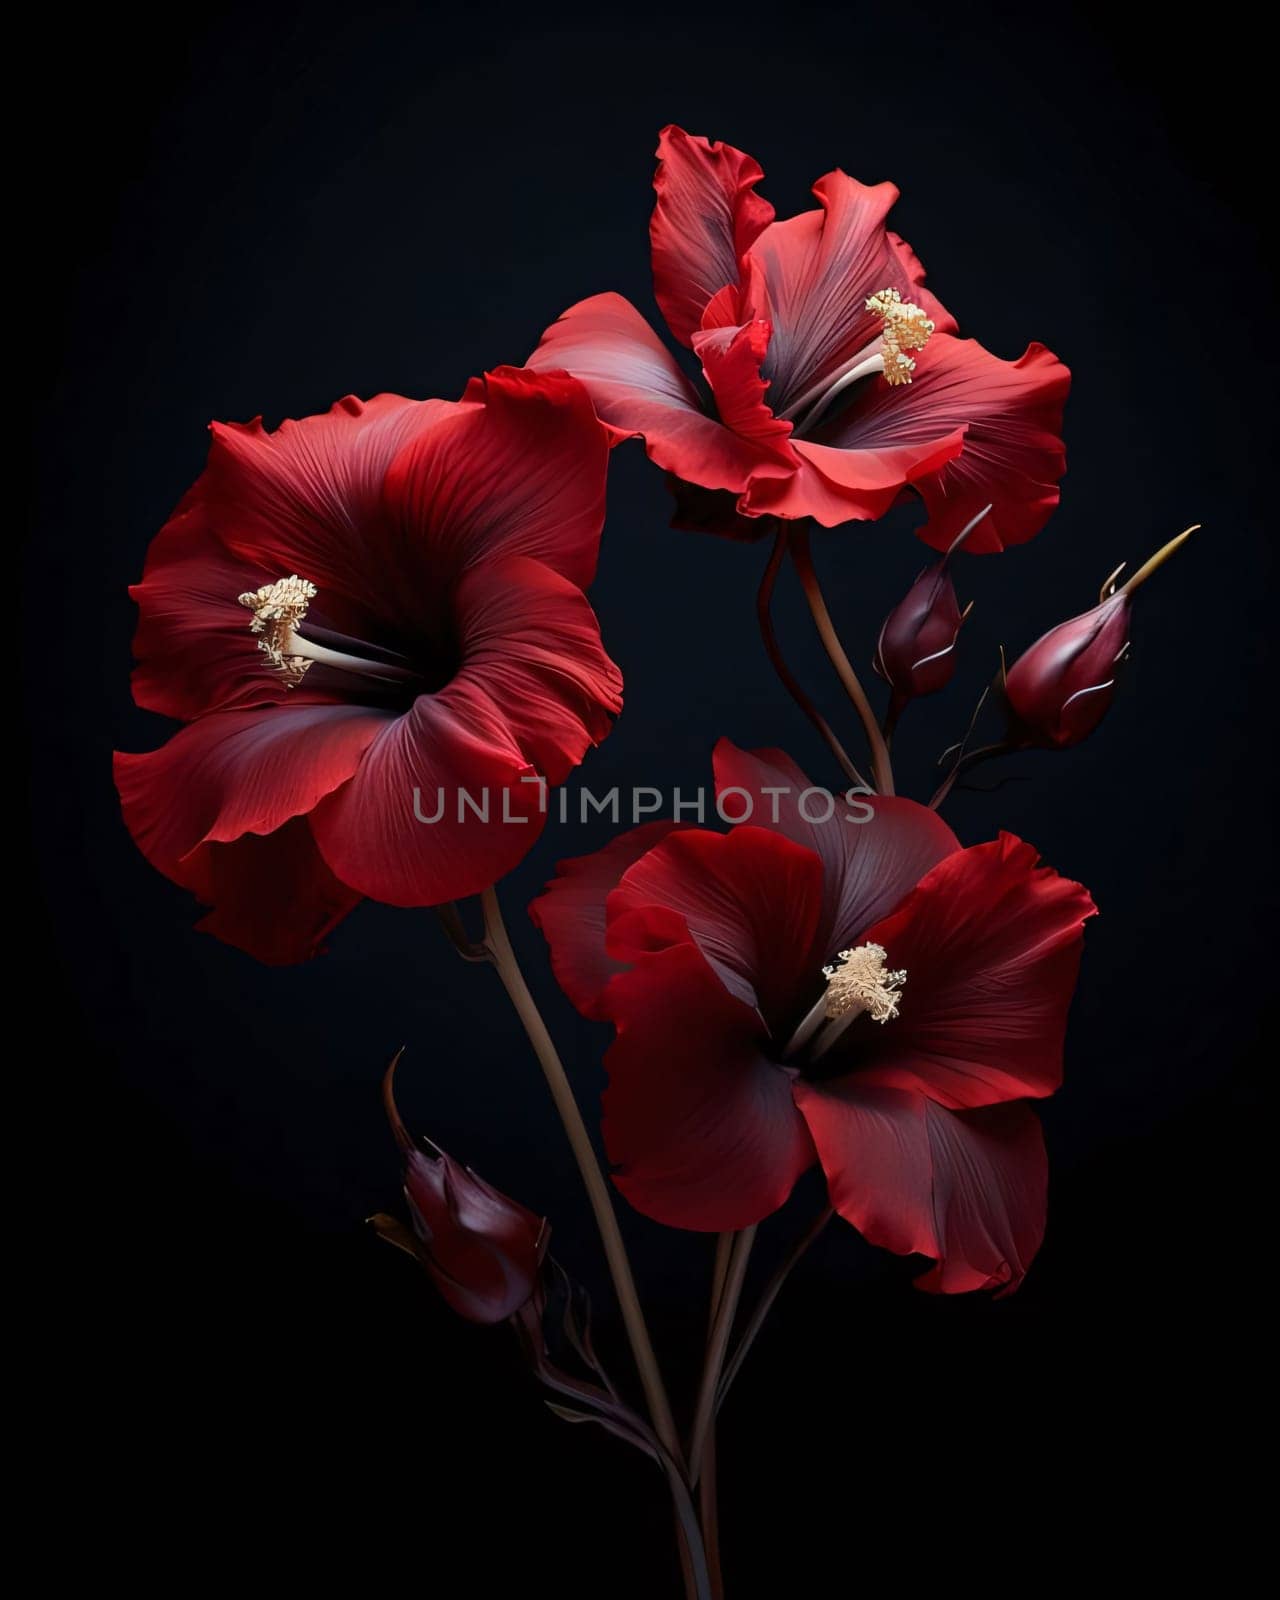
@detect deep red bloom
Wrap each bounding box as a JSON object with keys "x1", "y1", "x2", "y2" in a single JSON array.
[
  {"x1": 532, "y1": 743, "x2": 1095, "y2": 1293},
  {"x1": 115, "y1": 369, "x2": 622, "y2": 964},
  {"x1": 528, "y1": 126, "x2": 1069, "y2": 551},
  {"x1": 376, "y1": 1057, "x2": 548, "y2": 1324},
  {"x1": 1003, "y1": 593, "x2": 1131, "y2": 748}
]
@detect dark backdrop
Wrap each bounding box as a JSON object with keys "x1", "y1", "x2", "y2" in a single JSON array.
[{"x1": 30, "y1": 2, "x2": 1270, "y2": 1588}]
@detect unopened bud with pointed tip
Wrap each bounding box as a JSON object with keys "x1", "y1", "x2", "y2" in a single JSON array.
[
  {"x1": 1003, "y1": 525, "x2": 1196, "y2": 750},
  {"x1": 372, "y1": 1053, "x2": 548, "y2": 1324},
  {"x1": 873, "y1": 507, "x2": 985, "y2": 718}
]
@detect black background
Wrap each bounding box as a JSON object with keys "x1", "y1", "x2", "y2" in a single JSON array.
[{"x1": 30, "y1": 2, "x2": 1271, "y2": 1588}]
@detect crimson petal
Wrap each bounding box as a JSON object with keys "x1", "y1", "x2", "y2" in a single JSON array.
[
  {"x1": 527, "y1": 292, "x2": 784, "y2": 494},
  {"x1": 650, "y1": 125, "x2": 774, "y2": 348},
  {"x1": 846, "y1": 834, "x2": 1097, "y2": 1108},
  {"x1": 710, "y1": 740, "x2": 960, "y2": 956},
  {"x1": 606, "y1": 826, "x2": 825, "y2": 1026},
  {"x1": 386, "y1": 366, "x2": 610, "y2": 592},
  {"x1": 747, "y1": 171, "x2": 954, "y2": 415},
  {"x1": 601, "y1": 943, "x2": 815, "y2": 1230},
  {"x1": 529, "y1": 822, "x2": 686, "y2": 1020},
  {"x1": 793, "y1": 1082, "x2": 1047, "y2": 1294},
  {"x1": 815, "y1": 333, "x2": 1070, "y2": 551}
]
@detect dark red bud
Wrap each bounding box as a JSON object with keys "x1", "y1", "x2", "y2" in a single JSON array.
[
  {"x1": 376, "y1": 1055, "x2": 548, "y2": 1324},
  {"x1": 1003, "y1": 593, "x2": 1132, "y2": 748},
  {"x1": 873, "y1": 558, "x2": 966, "y2": 712}
]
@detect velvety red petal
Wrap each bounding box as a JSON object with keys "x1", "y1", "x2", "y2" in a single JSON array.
[
  {"x1": 114, "y1": 708, "x2": 385, "y2": 961},
  {"x1": 606, "y1": 826, "x2": 825, "y2": 1027},
  {"x1": 529, "y1": 822, "x2": 686, "y2": 1019},
  {"x1": 846, "y1": 834, "x2": 1097, "y2": 1107},
  {"x1": 383, "y1": 366, "x2": 609, "y2": 592},
  {"x1": 450, "y1": 554, "x2": 622, "y2": 783},
  {"x1": 601, "y1": 943, "x2": 815, "y2": 1230},
  {"x1": 710, "y1": 740, "x2": 960, "y2": 956},
  {"x1": 793, "y1": 1083, "x2": 1046, "y2": 1294},
  {"x1": 126, "y1": 494, "x2": 305, "y2": 721},
  {"x1": 690, "y1": 319, "x2": 796, "y2": 463},
  {"x1": 738, "y1": 432, "x2": 966, "y2": 525},
  {"x1": 115, "y1": 704, "x2": 389, "y2": 866},
  {"x1": 307, "y1": 676, "x2": 548, "y2": 907},
  {"x1": 818, "y1": 334, "x2": 1070, "y2": 551},
  {"x1": 190, "y1": 818, "x2": 361, "y2": 965},
  {"x1": 201, "y1": 393, "x2": 445, "y2": 618},
  {"x1": 650, "y1": 125, "x2": 774, "y2": 348},
  {"x1": 747, "y1": 171, "x2": 954, "y2": 415},
  {"x1": 527, "y1": 293, "x2": 781, "y2": 494}
]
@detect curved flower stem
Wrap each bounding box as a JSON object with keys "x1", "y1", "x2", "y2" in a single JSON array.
[
  {"x1": 478, "y1": 887, "x2": 684, "y2": 1466},
  {"x1": 689, "y1": 1226, "x2": 756, "y2": 1491},
  {"x1": 789, "y1": 525, "x2": 895, "y2": 796},
  {"x1": 928, "y1": 741, "x2": 1015, "y2": 811},
  {"x1": 757, "y1": 528, "x2": 870, "y2": 792},
  {"x1": 699, "y1": 1235, "x2": 734, "y2": 1598},
  {"x1": 717, "y1": 1207, "x2": 832, "y2": 1410}
]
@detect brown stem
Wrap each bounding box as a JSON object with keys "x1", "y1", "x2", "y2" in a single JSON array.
[
  {"x1": 789, "y1": 525, "x2": 895, "y2": 796},
  {"x1": 478, "y1": 885, "x2": 701, "y2": 1600},
  {"x1": 757, "y1": 528, "x2": 870, "y2": 792},
  {"x1": 700, "y1": 1235, "x2": 734, "y2": 1598},
  {"x1": 717, "y1": 1208, "x2": 832, "y2": 1409},
  {"x1": 689, "y1": 1227, "x2": 756, "y2": 1490},
  {"x1": 927, "y1": 741, "x2": 1015, "y2": 810}
]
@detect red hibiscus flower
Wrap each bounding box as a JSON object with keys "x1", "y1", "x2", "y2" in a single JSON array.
[
  {"x1": 115, "y1": 367, "x2": 622, "y2": 965},
  {"x1": 528, "y1": 126, "x2": 1069, "y2": 552},
  {"x1": 532, "y1": 742, "x2": 1095, "y2": 1293}
]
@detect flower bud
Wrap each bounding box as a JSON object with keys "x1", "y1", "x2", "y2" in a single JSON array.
[
  {"x1": 1003, "y1": 593, "x2": 1131, "y2": 748},
  {"x1": 372, "y1": 1055, "x2": 548, "y2": 1324},
  {"x1": 873, "y1": 558, "x2": 968, "y2": 712},
  {"x1": 1003, "y1": 525, "x2": 1196, "y2": 750},
  {"x1": 873, "y1": 507, "x2": 983, "y2": 719}
]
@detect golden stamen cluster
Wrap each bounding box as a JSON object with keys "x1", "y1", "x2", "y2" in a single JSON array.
[
  {"x1": 866, "y1": 287, "x2": 935, "y2": 388},
  {"x1": 822, "y1": 942, "x2": 908, "y2": 1024},
  {"x1": 237, "y1": 574, "x2": 317, "y2": 688}
]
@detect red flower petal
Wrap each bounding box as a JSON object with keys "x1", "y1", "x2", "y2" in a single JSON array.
[
  {"x1": 308, "y1": 552, "x2": 621, "y2": 910},
  {"x1": 793, "y1": 1082, "x2": 1047, "y2": 1294},
  {"x1": 114, "y1": 706, "x2": 387, "y2": 956},
  {"x1": 710, "y1": 740, "x2": 960, "y2": 956},
  {"x1": 201, "y1": 392, "x2": 445, "y2": 616},
  {"x1": 115, "y1": 703, "x2": 389, "y2": 862},
  {"x1": 815, "y1": 334, "x2": 1070, "y2": 550},
  {"x1": 308, "y1": 676, "x2": 544, "y2": 907},
  {"x1": 529, "y1": 822, "x2": 685, "y2": 1019},
  {"x1": 650, "y1": 125, "x2": 774, "y2": 348},
  {"x1": 190, "y1": 818, "x2": 361, "y2": 965},
  {"x1": 449, "y1": 554, "x2": 622, "y2": 782},
  {"x1": 843, "y1": 834, "x2": 1097, "y2": 1107},
  {"x1": 690, "y1": 319, "x2": 796, "y2": 463},
  {"x1": 127, "y1": 497, "x2": 302, "y2": 722},
  {"x1": 602, "y1": 943, "x2": 815, "y2": 1230},
  {"x1": 384, "y1": 366, "x2": 610, "y2": 592},
  {"x1": 739, "y1": 431, "x2": 966, "y2": 525},
  {"x1": 527, "y1": 293, "x2": 783, "y2": 494},
  {"x1": 606, "y1": 826, "x2": 825, "y2": 1026},
  {"x1": 747, "y1": 170, "x2": 954, "y2": 415}
]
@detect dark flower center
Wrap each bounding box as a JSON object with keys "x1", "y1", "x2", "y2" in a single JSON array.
[{"x1": 238, "y1": 574, "x2": 459, "y2": 711}]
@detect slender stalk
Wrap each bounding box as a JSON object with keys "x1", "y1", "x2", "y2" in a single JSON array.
[
  {"x1": 928, "y1": 741, "x2": 1014, "y2": 810},
  {"x1": 757, "y1": 528, "x2": 870, "y2": 792},
  {"x1": 479, "y1": 887, "x2": 683, "y2": 1466},
  {"x1": 717, "y1": 1208, "x2": 832, "y2": 1409},
  {"x1": 700, "y1": 1235, "x2": 734, "y2": 1599},
  {"x1": 689, "y1": 1227, "x2": 756, "y2": 1489},
  {"x1": 789, "y1": 525, "x2": 895, "y2": 796}
]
